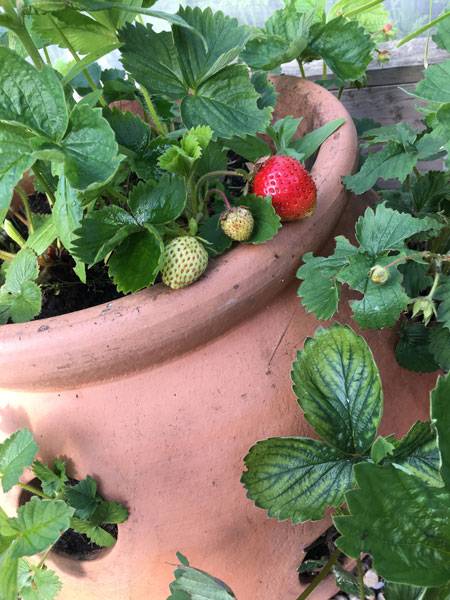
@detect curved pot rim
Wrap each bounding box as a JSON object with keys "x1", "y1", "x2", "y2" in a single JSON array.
[{"x1": 0, "y1": 76, "x2": 358, "y2": 391}]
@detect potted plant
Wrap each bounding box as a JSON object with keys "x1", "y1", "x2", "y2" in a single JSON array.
[{"x1": 0, "y1": 1, "x2": 423, "y2": 598}]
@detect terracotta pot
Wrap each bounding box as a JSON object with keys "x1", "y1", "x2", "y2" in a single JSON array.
[{"x1": 0, "y1": 77, "x2": 435, "y2": 600}]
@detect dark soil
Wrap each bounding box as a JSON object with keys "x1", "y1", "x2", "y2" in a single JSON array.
[{"x1": 298, "y1": 526, "x2": 341, "y2": 584}]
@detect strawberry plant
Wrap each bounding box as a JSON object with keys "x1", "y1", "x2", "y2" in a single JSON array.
[
  {"x1": 0, "y1": 4, "x2": 344, "y2": 323},
  {"x1": 297, "y1": 23, "x2": 450, "y2": 373},
  {"x1": 241, "y1": 324, "x2": 450, "y2": 599},
  {"x1": 0, "y1": 428, "x2": 128, "y2": 600}
]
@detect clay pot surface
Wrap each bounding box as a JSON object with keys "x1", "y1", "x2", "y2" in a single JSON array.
[{"x1": 0, "y1": 78, "x2": 433, "y2": 600}]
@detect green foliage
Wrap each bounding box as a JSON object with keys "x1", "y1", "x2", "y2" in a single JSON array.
[
  {"x1": 0, "y1": 249, "x2": 42, "y2": 324},
  {"x1": 168, "y1": 554, "x2": 236, "y2": 599},
  {"x1": 0, "y1": 428, "x2": 128, "y2": 600}
]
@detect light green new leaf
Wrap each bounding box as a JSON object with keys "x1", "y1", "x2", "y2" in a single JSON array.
[
  {"x1": 297, "y1": 236, "x2": 358, "y2": 320},
  {"x1": 329, "y1": 0, "x2": 390, "y2": 37},
  {"x1": 415, "y1": 59, "x2": 450, "y2": 104},
  {"x1": 370, "y1": 436, "x2": 395, "y2": 464},
  {"x1": 19, "y1": 565, "x2": 62, "y2": 600},
  {"x1": 26, "y1": 215, "x2": 57, "y2": 257},
  {"x1": 108, "y1": 227, "x2": 164, "y2": 293},
  {"x1": 0, "y1": 429, "x2": 38, "y2": 493},
  {"x1": 291, "y1": 324, "x2": 383, "y2": 454},
  {"x1": 72, "y1": 205, "x2": 140, "y2": 265},
  {"x1": 431, "y1": 373, "x2": 450, "y2": 489},
  {"x1": 168, "y1": 557, "x2": 236, "y2": 599},
  {"x1": 53, "y1": 177, "x2": 83, "y2": 254},
  {"x1": 334, "y1": 463, "x2": 450, "y2": 587},
  {"x1": 30, "y1": 9, "x2": 117, "y2": 55},
  {"x1": 3, "y1": 249, "x2": 38, "y2": 295},
  {"x1": 0, "y1": 282, "x2": 42, "y2": 325},
  {"x1": 0, "y1": 48, "x2": 68, "y2": 141},
  {"x1": 173, "y1": 7, "x2": 251, "y2": 87},
  {"x1": 389, "y1": 421, "x2": 441, "y2": 486},
  {"x1": 70, "y1": 517, "x2": 116, "y2": 548},
  {"x1": 32, "y1": 460, "x2": 67, "y2": 498},
  {"x1": 436, "y1": 276, "x2": 450, "y2": 330},
  {"x1": 344, "y1": 143, "x2": 418, "y2": 194},
  {"x1": 355, "y1": 204, "x2": 438, "y2": 257},
  {"x1": 308, "y1": 17, "x2": 374, "y2": 82},
  {"x1": 158, "y1": 127, "x2": 212, "y2": 177},
  {"x1": 119, "y1": 23, "x2": 186, "y2": 100},
  {"x1": 292, "y1": 118, "x2": 345, "y2": 160},
  {"x1": 64, "y1": 476, "x2": 98, "y2": 519},
  {"x1": 181, "y1": 65, "x2": 272, "y2": 139},
  {"x1": 128, "y1": 175, "x2": 186, "y2": 226},
  {"x1": 242, "y1": 437, "x2": 355, "y2": 523},
  {"x1": 9, "y1": 497, "x2": 73, "y2": 557},
  {"x1": 61, "y1": 104, "x2": 122, "y2": 190},
  {"x1": 234, "y1": 195, "x2": 281, "y2": 245},
  {"x1": 0, "y1": 126, "x2": 36, "y2": 222}
]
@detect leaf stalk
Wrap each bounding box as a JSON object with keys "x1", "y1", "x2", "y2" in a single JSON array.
[{"x1": 295, "y1": 547, "x2": 341, "y2": 600}]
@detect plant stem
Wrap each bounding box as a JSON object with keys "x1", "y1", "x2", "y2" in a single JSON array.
[
  {"x1": 17, "y1": 482, "x2": 47, "y2": 499},
  {"x1": 49, "y1": 16, "x2": 107, "y2": 107},
  {"x1": 37, "y1": 547, "x2": 52, "y2": 569},
  {"x1": 0, "y1": 250, "x2": 15, "y2": 261},
  {"x1": 322, "y1": 60, "x2": 327, "y2": 79},
  {"x1": 343, "y1": 0, "x2": 384, "y2": 18},
  {"x1": 3, "y1": 219, "x2": 25, "y2": 248},
  {"x1": 205, "y1": 188, "x2": 231, "y2": 210},
  {"x1": 43, "y1": 45, "x2": 52, "y2": 66},
  {"x1": 424, "y1": 0, "x2": 433, "y2": 68},
  {"x1": 356, "y1": 557, "x2": 365, "y2": 600},
  {"x1": 295, "y1": 548, "x2": 341, "y2": 600},
  {"x1": 16, "y1": 185, "x2": 34, "y2": 233},
  {"x1": 31, "y1": 165, "x2": 56, "y2": 207},
  {"x1": 427, "y1": 269, "x2": 441, "y2": 300},
  {"x1": 140, "y1": 85, "x2": 168, "y2": 136},
  {"x1": 413, "y1": 166, "x2": 421, "y2": 178},
  {"x1": 16, "y1": 26, "x2": 45, "y2": 69},
  {"x1": 398, "y1": 9, "x2": 450, "y2": 47},
  {"x1": 337, "y1": 86, "x2": 344, "y2": 100},
  {"x1": 297, "y1": 59, "x2": 307, "y2": 79}
]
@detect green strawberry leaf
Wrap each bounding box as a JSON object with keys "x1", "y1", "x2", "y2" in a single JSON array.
[
  {"x1": 181, "y1": 65, "x2": 272, "y2": 140},
  {"x1": 414, "y1": 59, "x2": 450, "y2": 104},
  {"x1": 344, "y1": 143, "x2": 418, "y2": 194},
  {"x1": 119, "y1": 23, "x2": 186, "y2": 100},
  {"x1": 308, "y1": 17, "x2": 374, "y2": 82},
  {"x1": 291, "y1": 324, "x2": 383, "y2": 454},
  {"x1": 91, "y1": 501, "x2": 128, "y2": 525},
  {"x1": 297, "y1": 236, "x2": 357, "y2": 320},
  {"x1": 108, "y1": 227, "x2": 164, "y2": 293},
  {"x1": 383, "y1": 581, "x2": 427, "y2": 600},
  {"x1": 395, "y1": 321, "x2": 440, "y2": 373},
  {"x1": 30, "y1": 9, "x2": 116, "y2": 54},
  {"x1": 53, "y1": 176, "x2": 84, "y2": 256},
  {"x1": 334, "y1": 463, "x2": 450, "y2": 587},
  {"x1": 64, "y1": 476, "x2": 98, "y2": 519},
  {"x1": 72, "y1": 206, "x2": 140, "y2": 265},
  {"x1": 433, "y1": 14, "x2": 450, "y2": 52},
  {"x1": 61, "y1": 104, "x2": 122, "y2": 190},
  {"x1": 266, "y1": 116, "x2": 303, "y2": 154},
  {"x1": 103, "y1": 108, "x2": 151, "y2": 155},
  {"x1": 431, "y1": 373, "x2": 450, "y2": 488},
  {"x1": 370, "y1": 436, "x2": 395, "y2": 464},
  {"x1": 242, "y1": 437, "x2": 355, "y2": 523},
  {"x1": 173, "y1": 7, "x2": 251, "y2": 87},
  {"x1": 9, "y1": 497, "x2": 73, "y2": 558},
  {"x1": 436, "y1": 275, "x2": 450, "y2": 330},
  {"x1": 0, "y1": 429, "x2": 38, "y2": 493},
  {"x1": 234, "y1": 195, "x2": 281, "y2": 245},
  {"x1": 355, "y1": 204, "x2": 438, "y2": 257},
  {"x1": 0, "y1": 125, "x2": 36, "y2": 222},
  {"x1": 292, "y1": 118, "x2": 345, "y2": 160},
  {"x1": 225, "y1": 135, "x2": 271, "y2": 163},
  {"x1": 429, "y1": 325, "x2": 450, "y2": 372},
  {"x1": 26, "y1": 215, "x2": 57, "y2": 257},
  {"x1": 0, "y1": 547, "x2": 18, "y2": 600},
  {"x1": 362, "y1": 123, "x2": 417, "y2": 146},
  {"x1": 32, "y1": 460, "x2": 68, "y2": 498},
  {"x1": 168, "y1": 556, "x2": 236, "y2": 599},
  {"x1": 70, "y1": 517, "x2": 116, "y2": 548},
  {"x1": 399, "y1": 261, "x2": 433, "y2": 298},
  {"x1": 128, "y1": 175, "x2": 186, "y2": 226},
  {"x1": 388, "y1": 421, "x2": 441, "y2": 487},
  {"x1": 332, "y1": 564, "x2": 372, "y2": 598},
  {"x1": 251, "y1": 71, "x2": 277, "y2": 110},
  {"x1": 0, "y1": 48, "x2": 68, "y2": 140},
  {"x1": 19, "y1": 565, "x2": 62, "y2": 600},
  {"x1": 197, "y1": 213, "x2": 232, "y2": 258}
]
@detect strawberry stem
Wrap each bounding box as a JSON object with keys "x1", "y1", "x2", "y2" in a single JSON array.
[{"x1": 205, "y1": 188, "x2": 232, "y2": 211}]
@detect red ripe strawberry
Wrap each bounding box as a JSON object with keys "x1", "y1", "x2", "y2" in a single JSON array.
[{"x1": 252, "y1": 155, "x2": 317, "y2": 221}]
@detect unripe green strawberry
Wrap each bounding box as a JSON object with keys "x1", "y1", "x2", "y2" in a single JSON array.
[
  {"x1": 220, "y1": 206, "x2": 254, "y2": 242},
  {"x1": 162, "y1": 237, "x2": 208, "y2": 290},
  {"x1": 370, "y1": 265, "x2": 389, "y2": 285}
]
